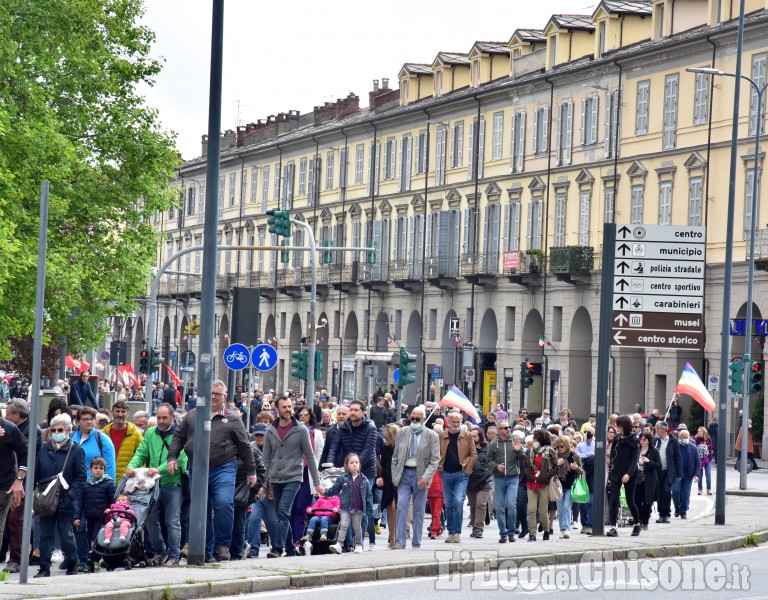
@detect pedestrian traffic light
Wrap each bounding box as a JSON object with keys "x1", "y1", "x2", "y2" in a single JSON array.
[
  {"x1": 266, "y1": 209, "x2": 291, "y2": 237},
  {"x1": 291, "y1": 350, "x2": 308, "y2": 380},
  {"x1": 729, "y1": 358, "x2": 744, "y2": 394},
  {"x1": 523, "y1": 359, "x2": 535, "y2": 388},
  {"x1": 280, "y1": 239, "x2": 290, "y2": 264},
  {"x1": 150, "y1": 347, "x2": 165, "y2": 372},
  {"x1": 749, "y1": 360, "x2": 763, "y2": 394},
  {"x1": 314, "y1": 351, "x2": 323, "y2": 381},
  {"x1": 398, "y1": 347, "x2": 417, "y2": 388},
  {"x1": 139, "y1": 350, "x2": 149, "y2": 374},
  {"x1": 323, "y1": 240, "x2": 334, "y2": 264}
]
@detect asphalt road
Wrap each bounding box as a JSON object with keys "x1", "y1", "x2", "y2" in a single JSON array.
[{"x1": 225, "y1": 544, "x2": 768, "y2": 600}]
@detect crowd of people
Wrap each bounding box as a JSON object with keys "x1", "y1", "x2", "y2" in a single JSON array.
[{"x1": 0, "y1": 377, "x2": 751, "y2": 578}]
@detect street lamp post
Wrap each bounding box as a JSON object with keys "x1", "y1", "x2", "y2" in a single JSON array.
[{"x1": 688, "y1": 65, "x2": 765, "y2": 490}]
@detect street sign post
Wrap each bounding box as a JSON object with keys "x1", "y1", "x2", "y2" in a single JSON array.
[
  {"x1": 223, "y1": 343, "x2": 250, "y2": 371},
  {"x1": 611, "y1": 225, "x2": 705, "y2": 350},
  {"x1": 251, "y1": 344, "x2": 278, "y2": 372},
  {"x1": 392, "y1": 368, "x2": 399, "y2": 384}
]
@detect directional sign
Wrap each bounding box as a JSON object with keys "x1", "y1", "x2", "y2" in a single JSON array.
[
  {"x1": 393, "y1": 368, "x2": 399, "y2": 384},
  {"x1": 251, "y1": 344, "x2": 278, "y2": 372},
  {"x1": 611, "y1": 224, "x2": 705, "y2": 349},
  {"x1": 223, "y1": 343, "x2": 251, "y2": 371}
]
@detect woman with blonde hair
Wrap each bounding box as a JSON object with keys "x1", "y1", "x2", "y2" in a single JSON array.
[
  {"x1": 694, "y1": 426, "x2": 713, "y2": 495},
  {"x1": 377, "y1": 423, "x2": 400, "y2": 548}
]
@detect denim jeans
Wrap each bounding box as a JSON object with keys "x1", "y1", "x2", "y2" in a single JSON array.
[
  {"x1": 396, "y1": 468, "x2": 427, "y2": 547},
  {"x1": 246, "y1": 497, "x2": 278, "y2": 556},
  {"x1": 441, "y1": 471, "x2": 469, "y2": 535},
  {"x1": 516, "y1": 481, "x2": 529, "y2": 533},
  {"x1": 271, "y1": 481, "x2": 301, "y2": 553},
  {"x1": 40, "y1": 512, "x2": 77, "y2": 571},
  {"x1": 579, "y1": 492, "x2": 594, "y2": 528},
  {"x1": 147, "y1": 485, "x2": 183, "y2": 559},
  {"x1": 76, "y1": 518, "x2": 102, "y2": 564},
  {"x1": 698, "y1": 461, "x2": 712, "y2": 492},
  {"x1": 307, "y1": 515, "x2": 332, "y2": 533},
  {"x1": 493, "y1": 475, "x2": 519, "y2": 537},
  {"x1": 230, "y1": 505, "x2": 249, "y2": 559},
  {"x1": 672, "y1": 477, "x2": 694, "y2": 515},
  {"x1": 556, "y1": 488, "x2": 573, "y2": 532},
  {"x1": 204, "y1": 461, "x2": 237, "y2": 558}
]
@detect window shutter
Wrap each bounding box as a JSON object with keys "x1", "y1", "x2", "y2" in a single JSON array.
[
  {"x1": 414, "y1": 133, "x2": 420, "y2": 174},
  {"x1": 404, "y1": 137, "x2": 412, "y2": 191},
  {"x1": 555, "y1": 107, "x2": 561, "y2": 166},
  {"x1": 671, "y1": 77, "x2": 678, "y2": 147},
  {"x1": 467, "y1": 121, "x2": 474, "y2": 181},
  {"x1": 452, "y1": 209, "x2": 460, "y2": 259},
  {"x1": 408, "y1": 215, "x2": 415, "y2": 265},
  {"x1": 532, "y1": 109, "x2": 539, "y2": 153},
  {"x1": 478, "y1": 118, "x2": 485, "y2": 178},
  {"x1": 366, "y1": 145, "x2": 372, "y2": 194},
  {"x1": 604, "y1": 92, "x2": 612, "y2": 158},
  {"x1": 457, "y1": 123, "x2": 463, "y2": 165},
  {"x1": 591, "y1": 96, "x2": 599, "y2": 144},
  {"x1": 580, "y1": 98, "x2": 587, "y2": 146},
  {"x1": 517, "y1": 112, "x2": 526, "y2": 172},
  {"x1": 526, "y1": 202, "x2": 533, "y2": 248},
  {"x1": 449, "y1": 126, "x2": 455, "y2": 168},
  {"x1": 565, "y1": 101, "x2": 574, "y2": 165},
  {"x1": 492, "y1": 204, "x2": 500, "y2": 256},
  {"x1": 374, "y1": 141, "x2": 380, "y2": 195},
  {"x1": 396, "y1": 139, "x2": 403, "y2": 192},
  {"x1": 542, "y1": 106, "x2": 549, "y2": 152},
  {"x1": 504, "y1": 203, "x2": 511, "y2": 251},
  {"x1": 509, "y1": 113, "x2": 517, "y2": 172},
  {"x1": 393, "y1": 218, "x2": 399, "y2": 261},
  {"x1": 426, "y1": 213, "x2": 433, "y2": 258}
]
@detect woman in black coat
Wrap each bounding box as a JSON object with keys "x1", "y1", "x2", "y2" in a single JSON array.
[
  {"x1": 34, "y1": 414, "x2": 86, "y2": 577},
  {"x1": 376, "y1": 423, "x2": 400, "y2": 549},
  {"x1": 634, "y1": 432, "x2": 661, "y2": 531},
  {"x1": 607, "y1": 415, "x2": 640, "y2": 537}
]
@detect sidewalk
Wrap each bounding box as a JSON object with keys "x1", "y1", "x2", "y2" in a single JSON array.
[{"x1": 2, "y1": 488, "x2": 766, "y2": 600}]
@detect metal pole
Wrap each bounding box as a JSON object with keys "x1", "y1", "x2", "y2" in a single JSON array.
[
  {"x1": 716, "y1": 0, "x2": 746, "y2": 525},
  {"x1": 20, "y1": 181, "x2": 50, "y2": 583},
  {"x1": 292, "y1": 219, "x2": 318, "y2": 408},
  {"x1": 740, "y1": 80, "x2": 763, "y2": 490},
  {"x1": 188, "y1": 0, "x2": 224, "y2": 566},
  {"x1": 246, "y1": 358, "x2": 254, "y2": 434},
  {"x1": 592, "y1": 223, "x2": 616, "y2": 537}
]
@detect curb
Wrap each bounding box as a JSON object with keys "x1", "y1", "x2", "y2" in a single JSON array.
[
  {"x1": 725, "y1": 488, "x2": 768, "y2": 497},
  {"x1": 35, "y1": 529, "x2": 768, "y2": 600}
]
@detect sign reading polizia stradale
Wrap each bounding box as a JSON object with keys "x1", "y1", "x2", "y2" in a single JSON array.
[{"x1": 611, "y1": 225, "x2": 705, "y2": 350}]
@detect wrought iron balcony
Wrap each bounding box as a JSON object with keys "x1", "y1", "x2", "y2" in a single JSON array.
[
  {"x1": 459, "y1": 252, "x2": 500, "y2": 277},
  {"x1": 747, "y1": 229, "x2": 768, "y2": 261},
  {"x1": 426, "y1": 256, "x2": 459, "y2": 278},
  {"x1": 549, "y1": 246, "x2": 595, "y2": 274}
]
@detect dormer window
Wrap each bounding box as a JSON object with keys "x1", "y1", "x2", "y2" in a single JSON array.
[
  {"x1": 598, "y1": 21, "x2": 606, "y2": 57},
  {"x1": 402, "y1": 79, "x2": 409, "y2": 106},
  {"x1": 435, "y1": 70, "x2": 443, "y2": 98},
  {"x1": 549, "y1": 35, "x2": 557, "y2": 68},
  {"x1": 513, "y1": 48, "x2": 521, "y2": 59},
  {"x1": 472, "y1": 60, "x2": 480, "y2": 88},
  {"x1": 657, "y1": 4, "x2": 665, "y2": 38}
]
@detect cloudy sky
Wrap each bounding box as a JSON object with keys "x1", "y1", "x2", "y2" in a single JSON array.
[{"x1": 140, "y1": 1, "x2": 595, "y2": 160}]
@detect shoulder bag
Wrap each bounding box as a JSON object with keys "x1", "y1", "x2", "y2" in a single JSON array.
[{"x1": 33, "y1": 441, "x2": 74, "y2": 517}]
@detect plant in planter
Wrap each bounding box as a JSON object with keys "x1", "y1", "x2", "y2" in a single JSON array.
[{"x1": 525, "y1": 249, "x2": 544, "y2": 273}]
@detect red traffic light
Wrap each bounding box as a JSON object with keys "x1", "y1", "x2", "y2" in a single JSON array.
[
  {"x1": 752, "y1": 361, "x2": 762, "y2": 372},
  {"x1": 140, "y1": 350, "x2": 149, "y2": 358},
  {"x1": 526, "y1": 361, "x2": 535, "y2": 370}
]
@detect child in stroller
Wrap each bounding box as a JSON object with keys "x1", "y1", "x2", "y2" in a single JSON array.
[
  {"x1": 102, "y1": 494, "x2": 135, "y2": 544},
  {"x1": 299, "y1": 466, "x2": 344, "y2": 555},
  {"x1": 302, "y1": 494, "x2": 341, "y2": 542},
  {"x1": 88, "y1": 469, "x2": 161, "y2": 571}
]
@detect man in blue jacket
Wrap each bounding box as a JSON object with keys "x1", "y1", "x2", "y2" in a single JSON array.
[
  {"x1": 654, "y1": 421, "x2": 682, "y2": 524},
  {"x1": 70, "y1": 371, "x2": 98, "y2": 409},
  {"x1": 673, "y1": 429, "x2": 701, "y2": 519}
]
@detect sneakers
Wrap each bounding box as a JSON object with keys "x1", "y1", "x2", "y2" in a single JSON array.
[
  {"x1": 508, "y1": 534, "x2": 516, "y2": 543},
  {"x1": 375, "y1": 525, "x2": 382, "y2": 534},
  {"x1": 445, "y1": 534, "x2": 460, "y2": 543},
  {"x1": 656, "y1": 516, "x2": 670, "y2": 524},
  {"x1": 319, "y1": 531, "x2": 328, "y2": 542},
  {"x1": 528, "y1": 534, "x2": 536, "y2": 542},
  {"x1": 180, "y1": 544, "x2": 189, "y2": 558},
  {"x1": 3, "y1": 562, "x2": 20, "y2": 573},
  {"x1": 216, "y1": 545, "x2": 231, "y2": 561},
  {"x1": 631, "y1": 525, "x2": 641, "y2": 537},
  {"x1": 102, "y1": 538, "x2": 111, "y2": 546},
  {"x1": 302, "y1": 532, "x2": 313, "y2": 542},
  {"x1": 34, "y1": 569, "x2": 51, "y2": 578},
  {"x1": 368, "y1": 544, "x2": 375, "y2": 551},
  {"x1": 561, "y1": 532, "x2": 570, "y2": 539},
  {"x1": 150, "y1": 555, "x2": 164, "y2": 567},
  {"x1": 581, "y1": 527, "x2": 592, "y2": 535},
  {"x1": 164, "y1": 557, "x2": 179, "y2": 567},
  {"x1": 329, "y1": 543, "x2": 343, "y2": 554},
  {"x1": 606, "y1": 527, "x2": 618, "y2": 537},
  {"x1": 354, "y1": 545, "x2": 364, "y2": 554},
  {"x1": 543, "y1": 531, "x2": 550, "y2": 541},
  {"x1": 205, "y1": 555, "x2": 217, "y2": 563},
  {"x1": 266, "y1": 549, "x2": 282, "y2": 559},
  {"x1": 518, "y1": 530, "x2": 529, "y2": 539},
  {"x1": 499, "y1": 535, "x2": 507, "y2": 544},
  {"x1": 243, "y1": 542, "x2": 251, "y2": 557},
  {"x1": 390, "y1": 544, "x2": 405, "y2": 550},
  {"x1": 119, "y1": 535, "x2": 126, "y2": 543},
  {"x1": 51, "y1": 549, "x2": 64, "y2": 563}
]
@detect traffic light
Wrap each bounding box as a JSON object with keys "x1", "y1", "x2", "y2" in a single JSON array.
[
  {"x1": 139, "y1": 350, "x2": 149, "y2": 374},
  {"x1": 398, "y1": 347, "x2": 417, "y2": 388},
  {"x1": 291, "y1": 350, "x2": 308, "y2": 380},
  {"x1": 524, "y1": 361, "x2": 535, "y2": 388},
  {"x1": 150, "y1": 347, "x2": 165, "y2": 372},
  {"x1": 749, "y1": 360, "x2": 763, "y2": 394},
  {"x1": 730, "y1": 358, "x2": 744, "y2": 394},
  {"x1": 314, "y1": 351, "x2": 323, "y2": 381},
  {"x1": 323, "y1": 240, "x2": 334, "y2": 264},
  {"x1": 280, "y1": 239, "x2": 290, "y2": 264},
  {"x1": 266, "y1": 209, "x2": 291, "y2": 237},
  {"x1": 367, "y1": 241, "x2": 377, "y2": 264}
]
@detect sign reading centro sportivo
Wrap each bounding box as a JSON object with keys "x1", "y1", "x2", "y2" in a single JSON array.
[{"x1": 611, "y1": 224, "x2": 705, "y2": 350}]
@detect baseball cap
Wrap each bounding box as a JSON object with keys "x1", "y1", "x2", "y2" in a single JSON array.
[{"x1": 253, "y1": 423, "x2": 268, "y2": 436}]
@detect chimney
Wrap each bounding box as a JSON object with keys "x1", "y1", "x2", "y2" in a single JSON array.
[
  {"x1": 201, "y1": 135, "x2": 208, "y2": 158},
  {"x1": 373, "y1": 79, "x2": 379, "y2": 92},
  {"x1": 221, "y1": 129, "x2": 236, "y2": 148},
  {"x1": 382, "y1": 78, "x2": 389, "y2": 90}
]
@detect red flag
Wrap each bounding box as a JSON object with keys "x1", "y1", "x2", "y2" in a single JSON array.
[
  {"x1": 165, "y1": 363, "x2": 181, "y2": 387},
  {"x1": 118, "y1": 365, "x2": 141, "y2": 388},
  {"x1": 66, "y1": 355, "x2": 91, "y2": 373}
]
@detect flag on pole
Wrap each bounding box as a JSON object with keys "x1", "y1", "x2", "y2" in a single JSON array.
[
  {"x1": 538, "y1": 336, "x2": 557, "y2": 352},
  {"x1": 439, "y1": 385, "x2": 480, "y2": 422},
  {"x1": 165, "y1": 363, "x2": 181, "y2": 387},
  {"x1": 387, "y1": 333, "x2": 399, "y2": 346},
  {"x1": 65, "y1": 355, "x2": 90, "y2": 373},
  {"x1": 454, "y1": 335, "x2": 463, "y2": 347},
  {"x1": 674, "y1": 362, "x2": 715, "y2": 413},
  {"x1": 117, "y1": 365, "x2": 141, "y2": 388}
]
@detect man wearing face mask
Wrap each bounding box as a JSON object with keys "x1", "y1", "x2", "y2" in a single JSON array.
[
  {"x1": 126, "y1": 403, "x2": 188, "y2": 566},
  {"x1": 672, "y1": 429, "x2": 700, "y2": 520},
  {"x1": 390, "y1": 406, "x2": 440, "y2": 549}
]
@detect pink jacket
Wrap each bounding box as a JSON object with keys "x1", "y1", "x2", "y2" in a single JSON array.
[
  {"x1": 106, "y1": 501, "x2": 135, "y2": 518},
  {"x1": 307, "y1": 495, "x2": 340, "y2": 518}
]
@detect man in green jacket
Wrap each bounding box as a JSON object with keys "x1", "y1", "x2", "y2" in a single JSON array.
[
  {"x1": 126, "y1": 403, "x2": 187, "y2": 566},
  {"x1": 486, "y1": 420, "x2": 525, "y2": 544}
]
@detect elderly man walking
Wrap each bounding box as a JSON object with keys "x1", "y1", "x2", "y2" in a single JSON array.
[
  {"x1": 438, "y1": 412, "x2": 477, "y2": 543},
  {"x1": 486, "y1": 420, "x2": 525, "y2": 543},
  {"x1": 390, "y1": 406, "x2": 440, "y2": 549}
]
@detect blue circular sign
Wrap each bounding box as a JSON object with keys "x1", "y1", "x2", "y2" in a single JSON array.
[
  {"x1": 393, "y1": 368, "x2": 399, "y2": 384},
  {"x1": 101, "y1": 351, "x2": 110, "y2": 360},
  {"x1": 223, "y1": 343, "x2": 251, "y2": 371},
  {"x1": 252, "y1": 344, "x2": 278, "y2": 372}
]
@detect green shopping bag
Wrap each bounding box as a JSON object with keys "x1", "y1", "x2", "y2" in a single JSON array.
[{"x1": 571, "y1": 476, "x2": 590, "y2": 504}]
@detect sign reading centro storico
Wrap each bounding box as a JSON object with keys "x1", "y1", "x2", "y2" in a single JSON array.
[{"x1": 611, "y1": 225, "x2": 705, "y2": 351}]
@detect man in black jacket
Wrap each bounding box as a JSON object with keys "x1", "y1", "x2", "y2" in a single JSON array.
[
  {"x1": 167, "y1": 380, "x2": 257, "y2": 562},
  {"x1": 70, "y1": 371, "x2": 98, "y2": 409},
  {"x1": 369, "y1": 396, "x2": 391, "y2": 430},
  {"x1": 0, "y1": 416, "x2": 27, "y2": 571},
  {"x1": 654, "y1": 421, "x2": 682, "y2": 523}
]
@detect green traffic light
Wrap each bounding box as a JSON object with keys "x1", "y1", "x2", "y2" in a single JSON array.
[
  {"x1": 291, "y1": 350, "x2": 307, "y2": 379},
  {"x1": 314, "y1": 351, "x2": 323, "y2": 381},
  {"x1": 398, "y1": 346, "x2": 417, "y2": 388},
  {"x1": 730, "y1": 358, "x2": 744, "y2": 394}
]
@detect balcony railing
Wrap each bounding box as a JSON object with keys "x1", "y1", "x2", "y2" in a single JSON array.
[
  {"x1": 426, "y1": 256, "x2": 460, "y2": 278},
  {"x1": 459, "y1": 252, "x2": 500, "y2": 276},
  {"x1": 747, "y1": 229, "x2": 768, "y2": 260},
  {"x1": 549, "y1": 246, "x2": 594, "y2": 274}
]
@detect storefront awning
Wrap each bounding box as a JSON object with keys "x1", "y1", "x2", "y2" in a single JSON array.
[{"x1": 354, "y1": 351, "x2": 398, "y2": 364}]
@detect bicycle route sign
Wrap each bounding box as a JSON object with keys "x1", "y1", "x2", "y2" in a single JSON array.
[{"x1": 223, "y1": 343, "x2": 251, "y2": 371}]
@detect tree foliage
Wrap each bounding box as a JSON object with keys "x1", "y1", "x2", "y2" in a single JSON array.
[{"x1": 0, "y1": 0, "x2": 178, "y2": 361}]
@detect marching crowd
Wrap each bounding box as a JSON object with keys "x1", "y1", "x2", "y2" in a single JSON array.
[{"x1": 0, "y1": 373, "x2": 751, "y2": 578}]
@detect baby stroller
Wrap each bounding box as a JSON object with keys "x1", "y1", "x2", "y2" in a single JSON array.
[
  {"x1": 299, "y1": 467, "x2": 344, "y2": 556},
  {"x1": 617, "y1": 485, "x2": 634, "y2": 527},
  {"x1": 87, "y1": 474, "x2": 161, "y2": 571}
]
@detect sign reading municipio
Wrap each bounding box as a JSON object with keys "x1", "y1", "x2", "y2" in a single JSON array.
[{"x1": 610, "y1": 225, "x2": 705, "y2": 350}]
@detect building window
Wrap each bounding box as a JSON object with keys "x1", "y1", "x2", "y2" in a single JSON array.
[
  {"x1": 467, "y1": 117, "x2": 485, "y2": 180},
  {"x1": 402, "y1": 79, "x2": 409, "y2": 105},
  {"x1": 299, "y1": 158, "x2": 307, "y2": 195},
  {"x1": 658, "y1": 181, "x2": 672, "y2": 225},
  {"x1": 261, "y1": 166, "x2": 269, "y2": 212},
  {"x1": 750, "y1": 53, "x2": 767, "y2": 135},
  {"x1": 631, "y1": 185, "x2": 644, "y2": 224},
  {"x1": 229, "y1": 173, "x2": 236, "y2": 207},
  {"x1": 435, "y1": 70, "x2": 443, "y2": 98},
  {"x1": 549, "y1": 35, "x2": 557, "y2": 68},
  {"x1": 340, "y1": 147, "x2": 348, "y2": 189},
  {"x1": 282, "y1": 162, "x2": 294, "y2": 210},
  {"x1": 527, "y1": 199, "x2": 543, "y2": 250},
  {"x1": 533, "y1": 106, "x2": 548, "y2": 153},
  {"x1": 510, "y1": 111, "x2": 526, "y2": 173},
  {"x1": 604, "y1": 89, "x2": 620, "y2": 159},
  {"x1": 355, "y1": 145, "x2": 364, "y2": 184},
  {"x1": 187, "y1": 185, "x2": 195, "y2": 216},
  {"x1": 688, "y1": 177, "x2": 703, "y2": 226},
  {"x1": 604, "y1": 187, "x2": 614, "y2": 224},
  {"x1": 258, "y1": 232, "x2": 265, "y2": 273},
  {"x1": 217, "y1": 175, "x2": 224, "y2": 219},
  {"x1": 693, "y1": 72, "x2": 709, "y2": 125},
  {"x1": 449, "y1": 121, "x2": 464, "y2": 168},
  {"x1": 414, "y1": 131, "x2": 427, "y2": 174},
  {"x1": 554, "y1": 195, "x2": 566, "y2": 246},
  {"x1": 435, "y1": 127, "x2": 447, "y2": 186},
  {"x1": 366, "y1": 142, "x2": 380, "y2": 195},
  {"x1": 579, "y1": 192, "x2": 591, "y2": 246},
  {"x1": 581, "y1": 95, "x2": 599, "y2": 145},
  {"x1": 326, "y1": 151, "x2": 334, "y2": 190},
  {"x1": 556, "y1": 100, "x2": 573, "y2": 166},
  {"x1": 194, "y1": 238, "x2": 201, "y2": 274},
  {"x1": 636, "y1": 80, "x2": 650, "y2": 135},
  {"x1": 198, "y1": 181, "x2": 205, "y2": 224},
  {"x1": 663, "y1": 74, "x2": 679, "y2": 150},
  {"x1": 246, "y1": 231, "x2": 254, "y2": 274},
  {"x1": 384, "y1": 138, "x2": 396, "y2": 180},
  {"x1": 506, "y1": 201, "x2": 521, "y2": 251},
  {"x1": 308, "y1": 156, "x2": 316, "y2": 205},
  {"x1": 657, "y1": 4, "x2": 665, "y2": 38},
  {"x1": 492, "y1": 112, "x2": 504, "y2": 160},
  {"x1": 598, "y1": 21, "x2": 606, "y2": 57},
  {"x1": 273, "y1": 163, "x2": 280, "y2": 200},
  {"x1": 399, "y1": 135, "x2": 412, "y2": 192},
  {"x1": 472, "y1": 60, "x2": 480, "y2": 88},
  {"x1": 250, "y1": 170, "x2": 258, "y2": 203},
  {"x1": 745, "y1": 169, "x2": 760, "y2": 238}
]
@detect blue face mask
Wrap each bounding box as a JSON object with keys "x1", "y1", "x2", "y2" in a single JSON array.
[
  {"x1": 410, "y1": 422, "x2": 424, "y2": 433},
  {"x1": 51, "y1": 432, "x2": 67, "y2": 444}
]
